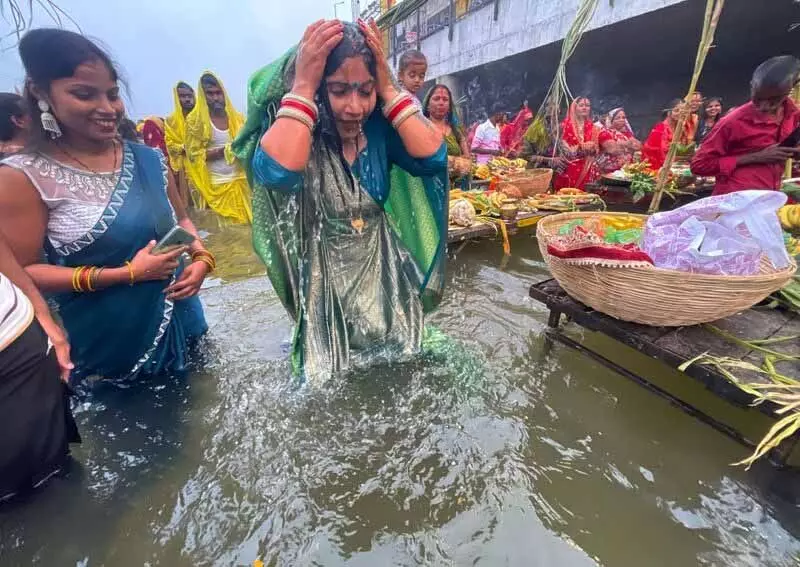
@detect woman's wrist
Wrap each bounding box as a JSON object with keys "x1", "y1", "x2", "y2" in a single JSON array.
[
  {"x1": 291, "y1": 81, "x2": 317, "y2": 101},
  {"x1": 191, "y1": 249, "x2": 216, "y2": 273},
  {"x1": 381, "y1": 86, "x2": 400, "y2": 105},
  {"x1": 36, "y1": 311, "x2": 65, "y2": 339},
  {"x1": 98, "y1": 266, "x2": 131, "y2": 288},
  {"x1": 192, "y1": 259, "x2": 212, "y2": 276}
]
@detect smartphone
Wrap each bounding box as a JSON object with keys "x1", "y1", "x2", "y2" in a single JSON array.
[
  {"x1": 152, "y1": 226, "x2": 195, "y2": 255},
  {"x1": 779, "y1": 124, "x2": 800, "y2": 148}
]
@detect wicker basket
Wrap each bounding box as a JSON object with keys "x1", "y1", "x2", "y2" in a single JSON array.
[
  {"x1": 505, "y1": 168, "x2": 553, "y2": 196},
  {"x1": 536, "y1": 211, "x2": 797, "y2": 327}
]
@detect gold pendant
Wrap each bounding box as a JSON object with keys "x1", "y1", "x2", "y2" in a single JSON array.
[{"x1": 351, "y1": 217, "x2": 365, "y2": 234}]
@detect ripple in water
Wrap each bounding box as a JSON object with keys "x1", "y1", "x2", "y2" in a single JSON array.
[{"x1": 1, "y1": 229, "x2": 799, "y2": 567}]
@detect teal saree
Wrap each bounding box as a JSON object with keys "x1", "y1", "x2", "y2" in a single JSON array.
[
  {"x1": 232, "y1": 49, "x2": 449, "y2": 382},
  {"x1": 44, "y1": 143, "x2": 207, "y2": 380}
]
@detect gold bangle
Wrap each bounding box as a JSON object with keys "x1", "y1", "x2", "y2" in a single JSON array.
[
  {"x1": 85, "y1": 267, "x2": 97, "y2": 292},
  {"x1": 72, "y1": 266, "x2": 83, "y2": 292},
  {"x1": 77, "y1": 266, "x2": 88, "y2": 292},
  {"x1": 276, "y1": 106, "x2": 314, "y2": 131},
  {"x1": 391, "y1": 105, "x2": 420, "y2": 129},
  {"x1": 192, "y1": 249, "x2": 216, "y2": 267},
  {"x1": 125, "y1": 261, "x2": 136, "y2": 286}
]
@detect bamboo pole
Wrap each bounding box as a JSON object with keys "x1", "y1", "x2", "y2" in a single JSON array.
[
  {"x1": 648, "y1": 0, "x2": 725, "y2": 214},
  {"x1": 785, "y1": 83, "x2": 800, "y2": 180},
  {"x1": 538, "y1": 0, "x2": 599, "y2": 157}
]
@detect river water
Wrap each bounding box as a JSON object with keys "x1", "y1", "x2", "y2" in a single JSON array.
[{"x1": 2, "y1": 214, "x2": 800, "y2": 566}]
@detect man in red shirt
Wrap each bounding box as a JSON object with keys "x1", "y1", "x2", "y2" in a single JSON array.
[{"x1": 692, "y1": 56, "x2": 800, "y2": 196}]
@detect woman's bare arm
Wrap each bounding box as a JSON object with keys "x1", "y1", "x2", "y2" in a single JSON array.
[
  {"x1": 0, "y1": 167, "x2": 184, "y2": 292},
  {"x1": 0, "y1": 227, "x2": 73, "y2": 379},
  {"x1": 259, "y1": 91, "x2": 314, "y2": 172}
]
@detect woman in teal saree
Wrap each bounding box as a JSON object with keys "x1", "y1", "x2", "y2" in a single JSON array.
[
  {"x1": 0, "y1": 29, "x2": 210, "y2": 381},
  {"x1": 233, "y1": 20, "x2": 448, "y2": 382}
]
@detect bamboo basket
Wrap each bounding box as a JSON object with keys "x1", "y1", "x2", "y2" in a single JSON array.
[
  {"x1": 537, "y1": 211, "x2": 797, "y2": 327},
  {"x1": 503, "y1": 168, "x2": 553, "y2": 196}
]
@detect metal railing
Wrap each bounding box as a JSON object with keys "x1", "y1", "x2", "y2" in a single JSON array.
[{"x1": 387, "y1": 0, "x2": 501, "y2": 62}]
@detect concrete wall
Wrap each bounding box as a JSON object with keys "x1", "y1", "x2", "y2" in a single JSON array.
[
  {"x1": 418, "y1": 0, "x2": 686, "y2": 79},
  {"x1": 419, "y1": 0, "x2": 798, "y2": 138}
]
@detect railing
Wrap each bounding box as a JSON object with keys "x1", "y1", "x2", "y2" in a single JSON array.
[{"x1": 387, "y1": 0, "x2": 501, "y2": 62}]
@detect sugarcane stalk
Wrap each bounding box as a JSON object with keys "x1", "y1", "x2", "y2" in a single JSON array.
[
  {"x1": 785, "y1": 83, "x2": 800, "y2": 179},
  {"x1": 649, "y1": 0, "x2": 725, "y2": 213},
  {"x1": 536, "y1": 0, "x2": 600, "y2": 162}
]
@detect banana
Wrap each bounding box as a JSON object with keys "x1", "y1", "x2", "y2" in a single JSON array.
[{"x1": 779, "y1": 205, "x2": 800, "y2": 233}]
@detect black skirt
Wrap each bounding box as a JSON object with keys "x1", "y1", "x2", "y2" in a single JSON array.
[{"x1": 0, "y1": 320, "x2": 80, "y2": 502}]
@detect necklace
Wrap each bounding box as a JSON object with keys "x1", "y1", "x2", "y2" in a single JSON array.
[
  {"x1": 56, "y1": 139, "x2": 119, "y2": 176},
  {"x1": 341, "y1": 132, "x2": 366, "y2": 234},
  {"x1": 432, "y1": 118, "x2": 450, "y2": 136}
]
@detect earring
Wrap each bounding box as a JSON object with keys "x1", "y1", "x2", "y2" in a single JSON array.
[{"x1": 38, "y1": 100, "x2": 62, "y2": 139}]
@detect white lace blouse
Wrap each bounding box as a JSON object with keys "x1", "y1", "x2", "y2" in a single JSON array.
[{"x1": 3, "y1": 152, "x2": 121, "y2": 252}]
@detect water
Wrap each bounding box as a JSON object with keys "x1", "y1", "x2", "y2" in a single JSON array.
[{"x1": 2, "y1": 219, "x2": 800, "y2": 566}]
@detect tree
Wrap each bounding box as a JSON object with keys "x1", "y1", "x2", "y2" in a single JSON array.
[{"x1": 1, "y1": 0, "x2": 78, "y2": 46}]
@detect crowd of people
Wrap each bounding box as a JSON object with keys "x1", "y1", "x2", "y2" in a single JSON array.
[
  {"x1": 0, "y1": 19, "x2": 797, "y2": 505},
  {"x1": 390, "y1": 54, "x2": 797, "y2": 196}
]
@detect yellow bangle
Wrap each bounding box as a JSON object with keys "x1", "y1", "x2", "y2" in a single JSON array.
[
  {"x1": 77, "y1": 266, "x2": 88, "y2": 292},
  {"x1": 85, "y1": 266, "x2": 97, "y2": 292},
  {"x1": 72, "y1": 266, "x2": 84, "y2": 292},
  {"x1": 191, "y1": 250, "x2": 216, "y2": 272},
  {"x1": 125, "y1": 261, "x2": 136, "y2": 286}
]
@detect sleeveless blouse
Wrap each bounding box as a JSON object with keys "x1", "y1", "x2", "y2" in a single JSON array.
[{"x1": 3, "y1": 152, "x2": 122, "y2": 252}]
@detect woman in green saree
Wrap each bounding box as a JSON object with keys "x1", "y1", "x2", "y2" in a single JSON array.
[
  {"x1": 232, "y1": 20, "x2": 448, "y2": 382},
  {"x1": 423, "y1": 84, "x2": 471, "y2": 179}
]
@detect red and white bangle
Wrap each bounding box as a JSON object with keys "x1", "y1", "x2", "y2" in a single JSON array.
[
  {"x1": 277, "y1": 93, "x2": 318, "y2": 131},
  {"x1": 383, "y1": 93, "x2": 420, "y2": 129}
]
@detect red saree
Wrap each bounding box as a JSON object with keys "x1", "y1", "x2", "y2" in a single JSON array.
[
  {"x1": 553, "y1": 105, "x2": 599, "y2": 190},
  {"x1": 142, "y1": 117, "x2": 168, "y2": 159},
  {"x1": 642, "y1": 120, "x2": 673, "y2": 169},
  {"x1": 501, "y1": 106, "x2": 533, "y2": 155}
]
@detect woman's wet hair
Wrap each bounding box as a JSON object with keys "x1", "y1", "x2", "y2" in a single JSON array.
[
  {"x1": 323, "y1": 22, "x2": 376, "y2": 79},
  {"x1": 316, "y1": 23, "x2": 377, "y2": 140},
  {"x1": 316, "y1": 22, "x2": 377, "y2": 191},
  {"x1": 751, "y1": 55, "x2": 800, "y2": 91},
  {"x1": 398, "y1": 49, "x2": 426, "y2": 72},
  {"x1": 0, "y1": 93, "x2": 26, "y2": 142},
  {"x1": 18, "y1": 28, "x2": 121, "y2": 145}
]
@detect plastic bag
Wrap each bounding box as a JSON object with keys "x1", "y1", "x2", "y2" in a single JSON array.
[{"x1": 641, "y1": 190, "x2": 790, "y2": 275}]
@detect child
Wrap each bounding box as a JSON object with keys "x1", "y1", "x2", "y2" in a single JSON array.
[{"x1": 397, "y1": 49, "x2": 427, "y2": 104}]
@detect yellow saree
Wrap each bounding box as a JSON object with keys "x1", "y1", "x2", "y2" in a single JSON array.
[
  {"x1": 165, "y1": 84, "x2": 188, "y2": 172},
  {"x1": 184, "y1": 72, "x2": 252, "y2": 224}
]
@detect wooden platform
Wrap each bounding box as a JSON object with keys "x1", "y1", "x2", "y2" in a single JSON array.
[
  {"x1": 585, "y1": 182, "x2": 714, "y2": 213},
  {"x1": 447, "y1": 211, "x2": 549, "y2": 244},
  {"x1": 530, "y1": 278, "x2": 799, "y2": 416},
  {"x1": 530, "y1": 278, "x2": 800, "y2": 463}
]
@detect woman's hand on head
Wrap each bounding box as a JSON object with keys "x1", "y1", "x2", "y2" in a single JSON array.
[
  {"x1": 358, "y1": 18, "x2": 397, "y2": 102},
  {"x1": 292, "y1": 20, "x2": 345, "y2": 98}
]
